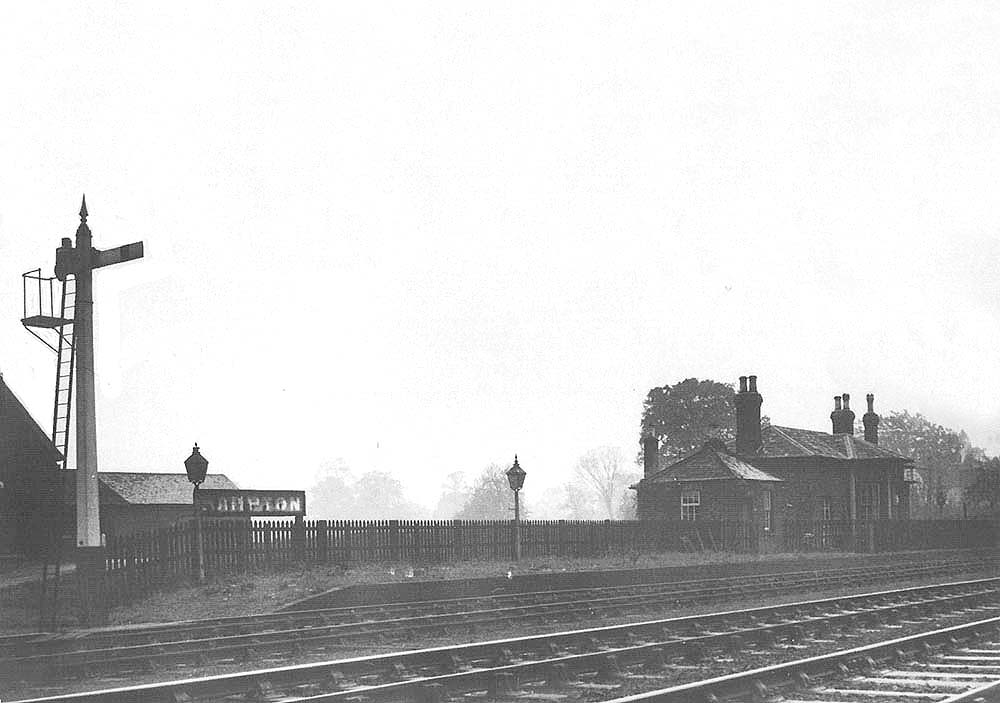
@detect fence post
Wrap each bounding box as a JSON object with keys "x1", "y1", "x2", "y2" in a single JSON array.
[
  {"x1": 390, "y1": 520, "x2": 401, "y2": 562},
  {"x1": 240, "y1": 502, "x2": 252, "y2": 573},
  {"x1": 158, "y1": 527, "x2": 171, "y2": 583},
  {"x1": 316, "y1": 519, "x2": 328, "y2": 563},
  {"x1": 188, "y1": 519, "x2": 199, "y2": 579},
  {"x1": 342, "y1": 521, "x2": 352, "y2": 567},
  {"x1": 292, "y1": 515, "x2": 306, "y2": 564},
  {"x1": 453, "y1": 520, "x2": 463, "y2": 561}
]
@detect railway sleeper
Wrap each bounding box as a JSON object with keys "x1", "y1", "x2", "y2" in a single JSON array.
[
  {"x1": 390, "y1": 662, "x2": 412, "y2": 680},
  {"x1": 752, "y1": 628, "x2": 776, "y2": 649},
  {"x1": 544, "y1": 662, "x2": 573, "y2": 686},
  {"x1": 489, "y1": 671, "x2": 520, "y2": 697},
  {"x1": 642, "y1": 647, "x2": 668, "y2": 672},
  {"x1": 419, "y1": 682, "x2": 447, "y2": 703},
  {"x1": 541, "y1": 641, "x2": 566, "y2": 659},
  {"x1": 683, "y1": 641, "x2": 707, "y2": 663},
  {"x1": 595, "y1": 654, "x2": 622, "y2": 681},
  {"x1": 437, "y1": 652, "x2": 469, "y2": 673}
]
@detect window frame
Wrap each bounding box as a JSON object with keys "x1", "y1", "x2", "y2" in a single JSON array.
[
  {"x1": 680, "y1": 489, "x2": 700, "y2": 521},
  {"x1": 860, "y1": 483, "x2": 880, "y2": 521}
]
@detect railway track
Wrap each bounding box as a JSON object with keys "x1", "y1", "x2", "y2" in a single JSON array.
[
  {"x1": 601, "y1": 615, "x2": 1000, "y2": 702},
  {"x1": 2, "y1": 557, "x2": 994, "y2": 684},
  {"x1": 8, "y1": 576, "x2": 999, "y2": 702}
]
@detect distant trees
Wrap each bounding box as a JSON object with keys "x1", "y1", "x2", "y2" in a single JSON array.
[
  {"x1": 877, "y1": 411, "x2": 970, "y2": 516},
  {"x1": 432, "y1": 471, "x2": 471, "y2": 519},
  {"x1": 308, "y1": 459, "x2": 358, "y2": 518},
  {"x1": 570, "y1": 446, "x2": 638, "y2": 519},
  {"x1": 307, "y1": 460, "x2": 426, "y2": 519},
  {"x1": 873, "y1": 410, "x2": 1000, "y2": 518},
  {"x1": 964, "y1": 456, "x2": 1000, "y2": 517},
  {"x1": 559, "y1": 483, "x2": 602, "y2": 519},
  {"x1": 454, "y1": 463, "x2": 525, "y2": 520}
]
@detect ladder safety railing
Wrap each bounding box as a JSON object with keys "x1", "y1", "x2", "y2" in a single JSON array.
[{"x1": 21, "y1": 268, "x2": 77, "y2": 629}]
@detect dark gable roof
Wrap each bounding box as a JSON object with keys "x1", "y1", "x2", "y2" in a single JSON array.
[
  {"x1": 642, "y1": 441, "x2": 783, "y2": 484},
  {"x1": 0, "y1": 376, "x2": 62, "y2": 464},
  {"x1": 730, "y1": 425, "x2": 912, "y2": 462},
  {"x1": 60, "y1": 471, "x2": 239, "y2": 505}
]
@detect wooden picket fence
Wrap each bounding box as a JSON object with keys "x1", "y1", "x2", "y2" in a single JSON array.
[
  {"x1": 782, "y1": 519, "x2": 998, "y2": 553},
  {"x1": 103, "y1": 518, "x2": 751, "y2": 606},
  {"x1": 102, "y1": 517, "x2": 997, "y2": 608}
]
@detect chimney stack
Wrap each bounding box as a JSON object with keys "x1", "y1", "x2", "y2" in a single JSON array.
[
  {"x1": 862, "y1": 393, "x2": 879, "y2": 444},
  {"x1": 831, "y1": 392, "x2": 855, "y2": 434},
  {"x1": 734, "y1": 373, "x2": 763, "y2": 453},
  {"x1": 642, "y1": 433, "x2": 659, "y2": 477}
]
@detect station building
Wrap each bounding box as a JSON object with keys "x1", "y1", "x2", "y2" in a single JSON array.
[
  {"x1": 0, "y1": 375, "x2": 236, "y2": 557},
  {"x1": 633, "y1": 375, "x2": 914, "y2": 549}
]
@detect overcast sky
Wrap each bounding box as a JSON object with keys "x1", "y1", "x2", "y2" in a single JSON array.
[{"x1": 1, "y1": 3, "x2": 998, "y2": 514}]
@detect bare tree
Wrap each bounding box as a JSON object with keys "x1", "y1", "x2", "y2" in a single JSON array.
[{"x1": 572, "y1": 446, "x2": 638, "y2": 519}]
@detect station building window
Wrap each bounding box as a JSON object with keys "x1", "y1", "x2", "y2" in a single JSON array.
[
  {"x1": 860, "y1": 484, "x2": 880, "y2": 521},
  {"x1": 680, "y1": 490, "x2": 700, "y2": 521}
]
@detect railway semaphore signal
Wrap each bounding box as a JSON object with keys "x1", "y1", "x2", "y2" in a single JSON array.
[{"x1": 22, "y1": 196, "x2": 144, "y2": 624}]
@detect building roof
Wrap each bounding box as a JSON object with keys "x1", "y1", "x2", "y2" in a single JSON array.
[
  {"x1": 59, "y1": 471, "x2": 239, "y2": 505},
  {"x1": 100, "y1": 472, "x2": 239, "y2": 504},
  {"x1": 642, "y1": 440, "x2": 783, "y2": 484},
  {"x1": 729, "y1": 425, "x2": 913, "y2": 462},
  {"x1": 0, "y1": 376, "x2": 62, "y2": 465}
]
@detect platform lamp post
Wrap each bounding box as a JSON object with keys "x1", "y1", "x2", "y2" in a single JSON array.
[
  {"x1": 505, "y1": 456, "x2": 526, "y2": 561},
  {"x1": 184, "y1": 444, "x2": 208, "y2": 583}
]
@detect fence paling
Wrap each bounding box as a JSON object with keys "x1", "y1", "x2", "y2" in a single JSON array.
[{"x1": 100, "y1": 518, "x2": 998, "y2": 608}]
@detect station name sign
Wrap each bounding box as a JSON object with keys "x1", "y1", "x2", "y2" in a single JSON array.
[{"x1": 197, "y1": 489, "x2": 306, "y2": 517}]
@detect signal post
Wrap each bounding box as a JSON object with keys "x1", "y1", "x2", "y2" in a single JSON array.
[{"x1": 53, "y1": 197, "x2": 143, "y2": 624}]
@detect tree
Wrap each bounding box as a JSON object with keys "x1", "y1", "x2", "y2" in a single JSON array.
[
  {"x1": 963, "y1": 456, "x2": 1000, "y2": 517},
  {"x1": 433, "y1": 471, "x2": 471, "y2": 519},
  {"x1": 353, "y1": 470, "x2": 426, "y2": 519},
  {"x1": 641, "y1": 378, "x2": 768, "y2": 464},
  {"x1": 571, "y1": 446, "x2": 639, "y2": 519},
  {"x1": 455, "y1": 463, "x2": 526, "y2": 520},
  {"x1": 307, "y1": 459, "x2": 358, "y2": 519},
  {"x1": 307, "y1": 461, "x2": 426, "y2": 519},
  {"x1": 618, "y1": 488, "x2": 638, "y2": 520},
  {"x1": 559, "y1": 483, "x2": 602, "y2": 519},
  {"x1": 877, "y1": 411, "x2": 967, "y2": 516}
]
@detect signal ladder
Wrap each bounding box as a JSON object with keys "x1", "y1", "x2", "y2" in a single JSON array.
[{"x1": 21, "y1": 269, "x2": 77, "y2": 629}]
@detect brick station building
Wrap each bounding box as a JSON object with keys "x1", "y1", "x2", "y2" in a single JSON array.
[{"x1": 633, "y1": 375, "x2": 914, "y2": 550}]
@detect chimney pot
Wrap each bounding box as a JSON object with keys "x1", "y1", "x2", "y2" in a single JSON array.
[
  {"x1": 734, "y1": 375, "x2": 763, "y2": 453},
  {"x1": 832, "y1": 392, "x2": 855, "y2": 434},
  {"x1": 862, "y1": 392, "x2": 880, "y2": 444},
  {"x1": 642, "y1": 434, "x2": 659, "y2": 477}
]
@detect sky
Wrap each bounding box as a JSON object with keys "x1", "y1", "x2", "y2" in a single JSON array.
[{"x1": 1, "y1": 3, "x2": 999, "y2": 516}]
